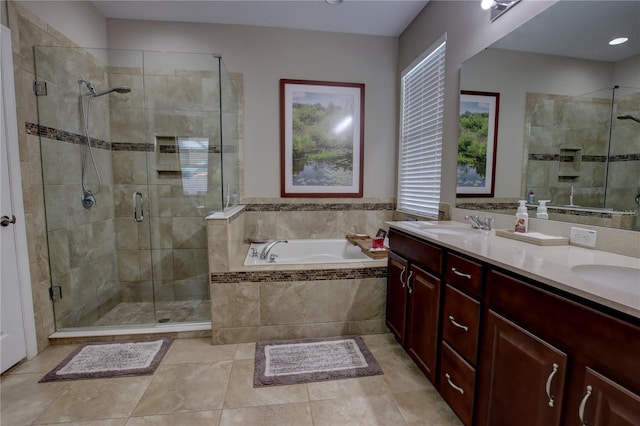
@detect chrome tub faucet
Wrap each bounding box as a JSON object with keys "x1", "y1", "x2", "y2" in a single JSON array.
[{"x1": 260, "y1": 240, "x2": 288, "y2": 259}]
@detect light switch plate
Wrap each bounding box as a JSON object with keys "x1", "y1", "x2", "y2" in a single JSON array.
[{"x1": 569, "y1": 227, "x2": 597, "y2": 248}]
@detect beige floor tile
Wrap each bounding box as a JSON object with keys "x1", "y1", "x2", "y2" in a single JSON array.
[
  {"x1": 52, "y1": 420, "x2": 129, "y2": 426},
  {"x1": 234, "y1": 342, "x2": 256, "y2": 360},
  {"x1": 219, "y1": 402, "x2": 312, "y2": 426},
  {"x1": 310, "y1": 394, "x2": 407, "y2": 426},
  {"x1": 132, "y1": 362, "x2": 232, "y2": 416},
  {"x1": 375, "y1": 347, "x2": 433, "y2": 393},
  {"x1": 33, "y1": 376, "x2": 152, "y2": 424},
  {"x1": 307, "y1": 375, "x2": 390, "y2": 401},
  {"x1": 125, "y1": 410, "x2": 222, "y2": 425},
  {"x1": 361, "y1": 332, "x2": 400, "y2": 352},
  {"x1": 5, "y1": 344, "x2": 79, "y2": 374},
  {"x1": 0, "y1": 373, "x2": 71, "y2": 426},
  {"x1": 223, "y1": 359, "x2": 308, "y2": 409},
  {"x1": 162, "y1": 338, "x2": 236, "y2": 364},
  {"x1": 393, "y1": 389, "x2": 463, "y2": 426}
]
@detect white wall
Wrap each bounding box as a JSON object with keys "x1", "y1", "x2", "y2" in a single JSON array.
[
  {"x1": 613, "y1": 54, "x2": 640, "y2": 87},
  {"x1": 398, "y1": 0, "x2": 555, "y2": 204},
  {"x1": 461, "y1": 48, "x2": 613, "y2": 198},
  {"x1": 16, "y1": 0, "x2": 107, "y2": 48},
  {"x1": 106, "y1": 19, "x2": 399, "y2": 199}
]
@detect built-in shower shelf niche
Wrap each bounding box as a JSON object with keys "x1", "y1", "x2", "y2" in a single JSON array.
[
  {"x1": 155, "y1": 136, "x2": 181, "y2": 175},
  {"x1": 558, "y1": 147, "x2": 582, "y2": 182}
]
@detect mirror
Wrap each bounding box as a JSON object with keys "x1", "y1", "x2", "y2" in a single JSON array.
[{"x1": 458, "y1": 0, "x2": 640, "y2": 231}]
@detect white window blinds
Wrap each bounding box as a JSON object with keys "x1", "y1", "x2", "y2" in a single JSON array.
[{"x1": 397, "y1": 35, "x2": 446, "y2": 218}]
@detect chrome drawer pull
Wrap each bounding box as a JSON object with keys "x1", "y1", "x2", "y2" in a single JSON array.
[
  {"x1": 578, "y1": 385, "x2": 592, "y2": 426},
  {"x1": 406, "y1": 271, "x2": 414, "y2": 294},
  {"x1": 448, "y1": 315, "x2": 469, "y2": 332},
  {"x1": 451, "y1": 268, "x2": 471, "y2": 280},
  {"x1": 399, "y1": 266, "x2": 406, "y2": 288},
  {"x1": 445, "y1": 373, "x2": 464, "y2": 395},
  {"x1": 545, "y1": 363, "x2": 559, "y2": 407}
]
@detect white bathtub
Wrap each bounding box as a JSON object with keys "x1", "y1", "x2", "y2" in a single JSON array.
[{"x1": 243, "y1": 239, "x2": 377, "y2": 266}]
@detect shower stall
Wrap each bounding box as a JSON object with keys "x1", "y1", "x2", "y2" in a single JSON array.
[
  {"x1": 525, "y1": 85, "x2": 640, "y2": 230},
  {"x1": 34, "y1": 47, "x2": 240, "y2": 331}
]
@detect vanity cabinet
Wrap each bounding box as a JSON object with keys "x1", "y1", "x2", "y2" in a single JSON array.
[
  {"x1": 386, "y1": 229, "x2": 443, "y2": 383},
  {"x1": 438, "y1": 253, "x2": 483, "y2": 425},
  {"x1": 477, "y1": 268, "x2": 640, "y2": 426},
  {"x1": 386, "y1": 227, "x2": 640, "y2": 426}
]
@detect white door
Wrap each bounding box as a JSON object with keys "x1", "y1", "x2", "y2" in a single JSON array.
[{"x1": 1, "y1": 24, "x2": 33, "y2": 373}]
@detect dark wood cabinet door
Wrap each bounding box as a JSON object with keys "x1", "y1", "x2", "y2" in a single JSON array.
[
  {"x1": 478, "y1": 311, "x2": 567, "y2": 426},
  {"x1": 386, "y1": 251, "x2": 409, "y2": 345},
  {"x1": 576, "y1": 367, "x2": 640, "y2": 426},
  {"x1": 406, "y1": 264, "x2": 441, "y2": 383}
]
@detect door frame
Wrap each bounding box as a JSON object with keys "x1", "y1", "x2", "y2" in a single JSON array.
[{"x1": 1, "y1": 24, "x2": 38, "y2": 360}]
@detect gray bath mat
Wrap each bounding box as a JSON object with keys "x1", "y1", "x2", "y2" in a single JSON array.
[
  {"x1": 254, "y1": 335, "x2": 383, "y2": 387},
  {"x1": 39, "y1": 338, "x2": 173, "y2": 382}
]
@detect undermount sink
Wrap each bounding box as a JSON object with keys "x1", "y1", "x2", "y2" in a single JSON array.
[
  {"x1": 571, "y1": 264, "x2": 640, "y2": 294},
  {"x1": 413, "y1": 224, "x2": 482, "y2": 236}
]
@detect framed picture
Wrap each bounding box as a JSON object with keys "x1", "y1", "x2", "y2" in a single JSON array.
[
  {"x1": 457, "y1": 90, "x2": 500, "y2": 197},
  {"x1": 280, "y1": 79, "x2": 364, "y2": 197}
]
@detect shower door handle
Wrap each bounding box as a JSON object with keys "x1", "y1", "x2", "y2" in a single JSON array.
[{"x1": 132, "y1": 192, "x2": 144, "y2": 223}]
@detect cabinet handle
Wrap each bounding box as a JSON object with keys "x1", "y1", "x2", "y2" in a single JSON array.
[
  {"x1": 578, "y1": 385, "x2": 592, "y2": 426},
  {"x1": 399, "y1": 266, "x2": 406, "y2": 288},
  {"x1": 406, "y1": 271, "x2": 414, "y2": 294},
  {"x1": 451, "y1": 268, "x2": 471, "y2": 280},
  {"x1": 445, "y1": 373, "x2": 464, "y2": 395},
  {"x1": 448, "y1": 315, "x2": 469, "y2": 332},
  {"x1": 545, "y1": 363, "x2": 559, "y2": 407}
]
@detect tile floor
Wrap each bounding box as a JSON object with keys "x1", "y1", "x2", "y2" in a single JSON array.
[
  {"x1": 93, "y1": 301, "x2": 211, "y2": 327},
  {"x1": 1, "y1": 333, "x2": 463, "y2": 425}
]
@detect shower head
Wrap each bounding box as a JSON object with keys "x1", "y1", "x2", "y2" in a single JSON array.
[
  {"x1": 617, "y1": 114, "x2": 640, "y2": 124},
  {"x1": 92, "y1": 86, "x2": 131, "y2": 97},
  {"x1": 77, "y1": 76, "x2": 130, "y2": 97}
]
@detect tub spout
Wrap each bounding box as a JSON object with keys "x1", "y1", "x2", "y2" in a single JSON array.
[{"x1": 260, "y1": 240, "x2": 288, "y2": 259}]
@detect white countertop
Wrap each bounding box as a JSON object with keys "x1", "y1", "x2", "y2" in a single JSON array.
[{"x1": 387, "y1": 221, "x2": 640, "y2": 319}]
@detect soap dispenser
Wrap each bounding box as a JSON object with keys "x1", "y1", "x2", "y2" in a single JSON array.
[
  {"x1": 514, "y1": 200, "x2": 529, "y2": 233},
  {"x1": 536, "y1": 200, "x2": 550, "y2": 219}
]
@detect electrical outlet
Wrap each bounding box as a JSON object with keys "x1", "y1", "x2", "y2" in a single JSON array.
[{"x1": 570, "y1": 227, "x2": 597, "y2": 248}]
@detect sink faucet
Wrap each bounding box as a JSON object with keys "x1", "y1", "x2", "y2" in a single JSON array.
[
  {"x1": 464, "y1": 215, "x2": 494, "y2": 230},
  {"x1": 260, "y1": 240, "x2": 288, "y2": 259}
]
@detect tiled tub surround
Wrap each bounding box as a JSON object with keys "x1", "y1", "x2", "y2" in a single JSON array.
[{"x1": 208, "y1": 200, "x2": 394, "y2": 344}]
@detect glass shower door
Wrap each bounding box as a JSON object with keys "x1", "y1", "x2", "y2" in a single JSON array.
[{"x1": 141, "y1": 51, "x2": 223, "y2": 323}]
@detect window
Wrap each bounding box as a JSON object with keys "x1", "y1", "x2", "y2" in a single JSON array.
[{"x1": 397, "y1": 34, "x2": 446, "y2": 218}]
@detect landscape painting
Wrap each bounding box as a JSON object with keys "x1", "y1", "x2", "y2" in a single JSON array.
[
  {"x1": 457, "y1": 91, "x2": 499, "y2": 196},
  {"x1": 280, "y1": 79, "x2": 364, "y2": 197}
]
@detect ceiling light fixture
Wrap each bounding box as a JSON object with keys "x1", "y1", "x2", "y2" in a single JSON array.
[
  {"x1": 325, "y1": 0, "x2": 343, "y2": 4},
  {"x1": 609, "y1": 37, "x2": 629, "y2": 46},
  {"x1": 481, "y1": 0, "x2": 494, "y2": 10}
]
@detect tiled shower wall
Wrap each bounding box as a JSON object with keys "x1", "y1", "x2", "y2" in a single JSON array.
[
  {"x1": 31, "y1": 45, "x2": 119, "y2": 329},
  {"x1": 8, "y1": 1, "x2": 88, "y2": 348},
  {"x1": 525, "y1": 92, "x2": 610, "y2": 207},
  {"x1": 109, "y1": 63, "x2": 242, "y2": 306},
  {"x1": 525, "y1": 90, "x2": 640, "y2": 222}
]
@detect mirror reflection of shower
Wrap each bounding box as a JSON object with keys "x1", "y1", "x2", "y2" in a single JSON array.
[{"x1": 77, "y1": 76, "x2": 131, "y2": 209}]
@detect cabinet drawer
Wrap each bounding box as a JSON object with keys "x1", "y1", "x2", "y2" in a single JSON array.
[
  {"x1": 389, "y1": 229, "x2": 442, "y2": 274},
  {"x1": 442, "y1": 285, "x2": 480, "y2": 365},
  {"x1": 439, "y1": 342, "x2": 475, "y2": 426},
  {"x1": 445, "y1": 252, "x2": 483, "y2": 297}
]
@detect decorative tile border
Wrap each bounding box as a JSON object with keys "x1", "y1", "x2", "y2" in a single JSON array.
[
  {"x1": 244, "y1": 203, "x2": 395, "y2": 212},
  {"x1": 26, "y1": 122, "x2": 111, "y2": 150},
  {"x1": 112, "y1": 142, "x2": 154, "y2": 152},
  {"x1": 210, "y1": 266, "x2": 387, "y2": 284},
  {"x1": 456, "y1": 202, "x2": 635, "y2": 218},
  {"x1": 529, "y1": 153, "x2": 639, "y2": 163}
]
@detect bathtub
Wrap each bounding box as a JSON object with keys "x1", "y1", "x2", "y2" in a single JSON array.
[{"x1": 243, "y1": 238, "x2": 378, "y2": 266}]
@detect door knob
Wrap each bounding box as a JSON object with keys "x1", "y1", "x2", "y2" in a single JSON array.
[{"x1": 1, "y1": 215, "x2": 16, "y2": 227}]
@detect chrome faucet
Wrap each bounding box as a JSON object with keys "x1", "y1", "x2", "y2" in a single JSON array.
[
  {"x1": 464, "y1": 215, "x2": 494, "y2": 230},
  {"x1": 260, "y1": 240, "x2": 288, "y2": 259}
]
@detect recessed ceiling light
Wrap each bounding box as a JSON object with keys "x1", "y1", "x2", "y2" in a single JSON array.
[
  {"x1": 325, "y1": 0, "x2": 343, "y2": 4},
  {"x1": 609, "y1": 37, "x2": 629, "y2": 46},
  {"x1": 481, "y1": 0, "x2": 494, "y2": 10}
]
